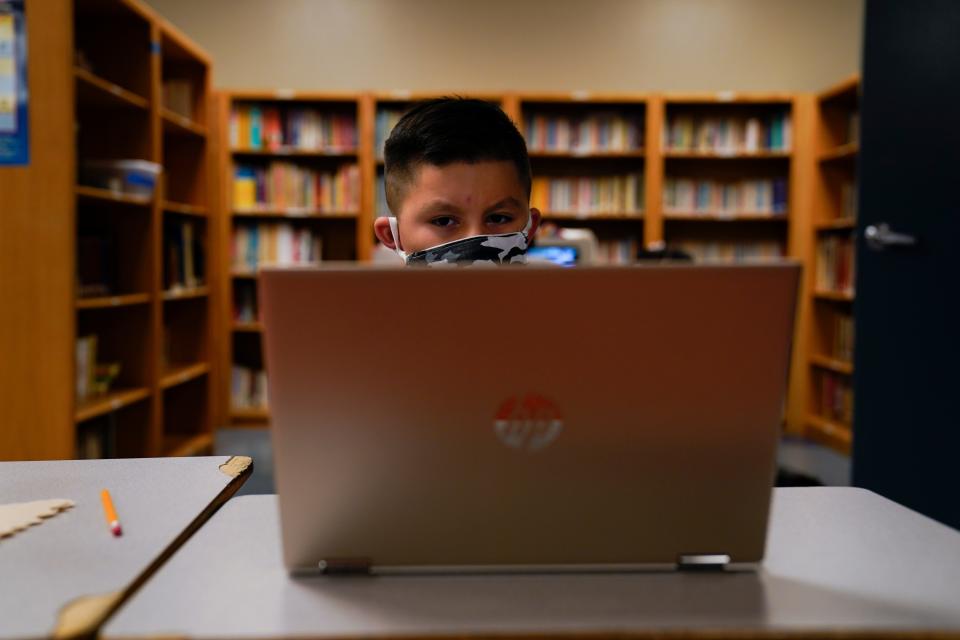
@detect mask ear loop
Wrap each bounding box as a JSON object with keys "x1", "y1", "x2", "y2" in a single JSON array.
[{"x1": 387, "y1": 216, "x2": 408, "y2": 262}]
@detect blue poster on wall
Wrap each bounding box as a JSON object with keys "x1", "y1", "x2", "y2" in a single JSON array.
[{"x1": 0, "y1": 0, "x2": 28, "y2": 166}]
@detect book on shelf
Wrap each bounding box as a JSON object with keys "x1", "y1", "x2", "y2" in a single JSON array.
[
  {"x1": 665, "y1": 111, "x2": 791, "y2": 153},
  {"x1": 231, "y1": 365, "x2": 268, "y2": 411},
  {"x1": 75, "y1": 335, "x2": 122, "y2": 402},
  {"x1": 234, "y1": 282, "x2": 258, "y2": 323},
  {"x1": 597, "y1": 238, "x2": 639, "y2": 264},
  {"x1": 230, "y1": 104, "x2": 357, "y2": 151},
  {"x1": 840, "y1": 180, "x2": 858, "y2": 220},
  {"x1": 76, "y1": 231, "x2": 117, "y2": 297},
  {"x1": 832, "y1": 312, "x2": 855, "y2": 363},
  {"x1": 376, "y1": 108, "x2": 406, "y2": 158},
  {"x1": 525, "y1": 112, "x2": 643, "y2": 153},
  {"x1": 164, "y1": 219, "x2": 204, "y2": 291},
  {"x1": 531, "y1": 174, "x2": 644, "y2": 216},
  {"x1": 77, "y1": 418, "x2": 117, "y2": 459},
  {"x1": 663, "y1": 177, "x2": 787, "y2": 216},
  {"x1": 232, "y1": 223, "x2": 323, "y2": 271},
  {"x1": 675, "y1": 240, "x2": 783, "y2": 262},
  {"x1": 162, "y1": 79, "x2": 194, "y2": 119},
  {"x1": 818, "y1": 371, "x2": 854, "y2": 425},
  {"x1": 816, "y1": 235, "x2": 856, "y2": 294},
  {"x1": 233, "y1": 162, "x2": 360, "y2": 213}
]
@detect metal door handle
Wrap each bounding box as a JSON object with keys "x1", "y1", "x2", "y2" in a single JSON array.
[{"x1": 865, "y1": 223, "x2": 918, "y2": 251}]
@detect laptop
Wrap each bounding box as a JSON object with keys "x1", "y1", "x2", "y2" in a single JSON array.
[{"x1": 259, "y1": 263, "x2": 800, "y2": 574}]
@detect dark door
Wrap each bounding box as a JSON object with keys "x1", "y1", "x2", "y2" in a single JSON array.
[{"x1": 852, "y1": 0, "x2": 960, "y2": 528}]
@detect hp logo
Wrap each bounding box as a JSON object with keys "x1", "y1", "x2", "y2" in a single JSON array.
[{"x1": 493, "y1": 394, "x2": 564, "y2": 452}]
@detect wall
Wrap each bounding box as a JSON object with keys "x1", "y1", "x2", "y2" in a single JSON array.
[{"x1": 146, "y1": 0, "x2": 862, "y2": 92}]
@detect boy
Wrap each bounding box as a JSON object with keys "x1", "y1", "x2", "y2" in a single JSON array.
[{"x1": 373, "y1": 98, "x2": 541, "y2": 266}]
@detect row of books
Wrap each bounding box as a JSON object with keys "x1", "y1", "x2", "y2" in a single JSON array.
[
  {"x1": 663, "y1": 177, "x2": 788, "y2": 216},
  {"x1": 233, "y1": 163, "x2": 360, "y2": 213},
  {"x1": 597, "y1": 238, "x2": 639, "y2": 264},
  {"x1": 232, "y1": 224, "x2": 323, "y2": 272},
  {"x1": 164, "y1": 220, "x2": 204, "y2": 292},
  {"x1": 819, "y1": 371, "x2": 853, "y2": 425},
  {"x1": 525, "y1": 113, "x2": 644, "y2": 153},
  {"x1": 816, "y1": 235, "x2": 856, "y2": 294},
  {"x1": 832, "y1": 312, "x2": 855, "y2": 363},
  {"x1": 676, "y1": 240, "x2": 784, "y2": 262},
  {"x1": 76, "y1": 335, "x2": 121, "y2": 402},
  {"x1": 840, "y1": 181, "x2": 858, "y2": 220},
  {"x1": 530, "y1": 174, "x2": 644, "y2": 215},
  {"x1": 234, "y1": 282, "x2": 258, "y2": 323},
  {"x1": 375, "y1": 108, "x2": 405, "y2": 157},
  {"x1": 231, "y1": 365, "x2": 268, "y2": 411},
  {"x1": 664, "y1": 112, "x2": 792, "y2": 153},
  {"x1": 230, "y1": 104, "x2": 357, "y2": 151}
]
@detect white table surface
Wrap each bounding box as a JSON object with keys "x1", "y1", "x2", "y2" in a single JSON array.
[
  {"x1": 103, "y1": 487, "x2": 960, "y2": 638},
  {"x1": 0, "y1": 456, "x2": 250, "y2": 639}
]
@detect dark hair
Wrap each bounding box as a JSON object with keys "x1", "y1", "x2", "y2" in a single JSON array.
[{"x1": 384, "y1": 97, "x2": 531, "y2": 215}]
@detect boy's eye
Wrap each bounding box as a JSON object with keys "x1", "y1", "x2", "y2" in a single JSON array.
[
  {"x1": 487, "y1": 213, "x2": 514, "y2": 225},
  {"x1": 430, "y1": 216, "x2": 458, "y2": 228}
]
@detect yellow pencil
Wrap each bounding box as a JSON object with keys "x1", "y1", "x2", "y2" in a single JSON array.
[{"x1": 100, "y1": 489, "x2": 122, "y2": 537}]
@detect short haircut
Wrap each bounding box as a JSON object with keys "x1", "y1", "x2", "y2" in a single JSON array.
[{"x1": 383, "y1": 97, "x2": 532, "y2": 215}]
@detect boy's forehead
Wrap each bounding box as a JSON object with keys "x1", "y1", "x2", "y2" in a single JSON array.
[{"x1": 406, "y1": 160, "x2": 524, "y2": 202}]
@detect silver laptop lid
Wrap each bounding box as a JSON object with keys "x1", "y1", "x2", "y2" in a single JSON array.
[{"x1": 260, "y1": 264, "x2": 800, "y2": 573}]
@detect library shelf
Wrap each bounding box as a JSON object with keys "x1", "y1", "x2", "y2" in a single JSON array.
[
  {"x1": 161, "y1": 108, "x2": 208, "y2": 137},
  {"x1": 233, "y1": 322, "x2": 264, "y2": 333},
  {"x1": 819, "y1": 142, "x2": 858, "y2": 163},
  {"x1": 664, "y1": 92, "x2": 796, "y2": 104},
  {"x1": 230, "y1": 407, "x2": 270, "y2": 422},
  {"x1": 162, "y1": 287, "x2": 209, "y2": 301},
  {"x1": 543, "y1": 212, "x2": 644, "y2": 221},
  {"x1": 75, "y1": 66, "x2": 150, "y2": 110},
  {"x1": 528, "y1": 150, "x2": 646, "y2": 160},
  {"x1": 818, "y1": 74, "x2": 860, "y2": 105},
  {"x1": 809, "y1": 354, "x2": 854, "y2": 376},
  {"x1": 163, "y1": 432, "x2": 214, "y2": 457},
  {"x1": 815, "y1": 218, "x2": 857, "y2": 231},
  {"x1": 805, "y1": 413, "x2": 852, "y2": 455},
  {"x1": 814, "y1": 290, "x2": 856, "y2": 302},
  {"x1": 161, "y1": 362, "x2": 211, "y2": 390},
  {"x1": 75, "y1": 185, "x2": 152, "y2": 207},
  {"x1": 230, "y1": 148, "x2": 358, "y2": 159},
  {"x1": 163, "y1": 200, "x2": 208, "y2": 216},
  {"x1": 75, "y1": 387, "x2": 151, "y2": 424},
  {"x1": 663, "y1": 213, "x2": 788, "y2": 222},
  {"x1": 231, "y1": 271, "x2": 258, "y2": 279},
  {"x1": 232, "y1": 208, "x2": 359, "y2": 219},
  {"x1": 76, "y1": 293, "x2": 152, "y2": 310},
  {"x1": 662, "y1": 150, "x2": 792, "y2": 160}
]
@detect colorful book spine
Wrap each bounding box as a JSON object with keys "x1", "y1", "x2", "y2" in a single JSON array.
[
  {"x1": 230, "y1": 103, "x2": 357, "y2": 151},
  {"x1": 816, "y1": 235, "x2": 856, "y2": 294},
  {"x1": 530, "y1": 174, "x2": 644, "y2": 215},
  {"x1": 525, "y1": 112, "x2": 643, "y2": 153},
  {"x1": 232, "y1": 223, "x2": 322, "y2": 271},
  {"x1": 376, "y1": 108, "x2": 406, "y2": 158},
  {"x1": 819, "y1": 371, "x2": 854, "y2": 424},
  {"x1": 663, "y1": 177, "x2": 787, "y2": 216},
  {"x1": 676, "y1": 240, "x2": 783, "y2": 262},
  {"x1": 232, "y1": 163, "x2": 360, "y2": 213},
  {"x1": 665, "y1": 110, "x2": 792, "y2": 153},
  {"x1": 596, "y1": 238, "x2": 639, "y2": 264}
]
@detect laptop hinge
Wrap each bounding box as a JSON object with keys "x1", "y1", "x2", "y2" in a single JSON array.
[
  {"x1": 677, "y1": 554, "x2": 731, "y2": 571},
  {"x1": 318, "y1": 557, "x2": 372, "y2": 575}
]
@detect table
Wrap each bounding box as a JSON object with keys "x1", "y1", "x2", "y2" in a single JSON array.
[
  {"x1": 0, "y1": 456, "x2": 251, "y2": 639},
  {"x1": 103, "y1": 487, "x2": 960, "y2": 638}
]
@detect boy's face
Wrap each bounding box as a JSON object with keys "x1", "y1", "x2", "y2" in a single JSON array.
[{"x1": 374, "y1": 160, "x2": 540, "y2": 254}]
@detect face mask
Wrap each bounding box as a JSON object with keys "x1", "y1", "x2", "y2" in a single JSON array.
[{"x1": 388, "y1": 214, "x2": 533, "y2": 267}]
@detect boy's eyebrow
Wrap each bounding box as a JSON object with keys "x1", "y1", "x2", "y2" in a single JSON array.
[
  {"x1": 484, "y1": 197, "x2": 526, "y2": 212},
  {"x1": 415, "y1": 199, "x2": 463, "y2": 216}
]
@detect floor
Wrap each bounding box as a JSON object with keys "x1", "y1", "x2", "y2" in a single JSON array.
[{"x1": 215, "y1": 429, "x2": 851, "y2": 496}]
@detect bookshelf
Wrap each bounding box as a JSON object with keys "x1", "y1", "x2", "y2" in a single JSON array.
[
  {"x1": 802, "y1": 75, "x2": 860, "y2": 454},
  {"x1": 0, "y1": 0, "x2": 217, "y2": 461},
  {"x1": 216, "y1": 91, "x2": 367, "y2": 427},
  {"x1": 512, "y1": 93, "x2": 650, "y2": 263}
]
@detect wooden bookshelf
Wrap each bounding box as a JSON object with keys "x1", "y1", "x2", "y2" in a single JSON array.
[
  {"x1": 0, "y1": 0, "x2": 219, "y2": 460},
  {"x1": 216, "y1": 91, "x2": 366, "y2": 427},
  {"x1": 799, "y1": 75, "x2": 860, "y2": 454}
]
